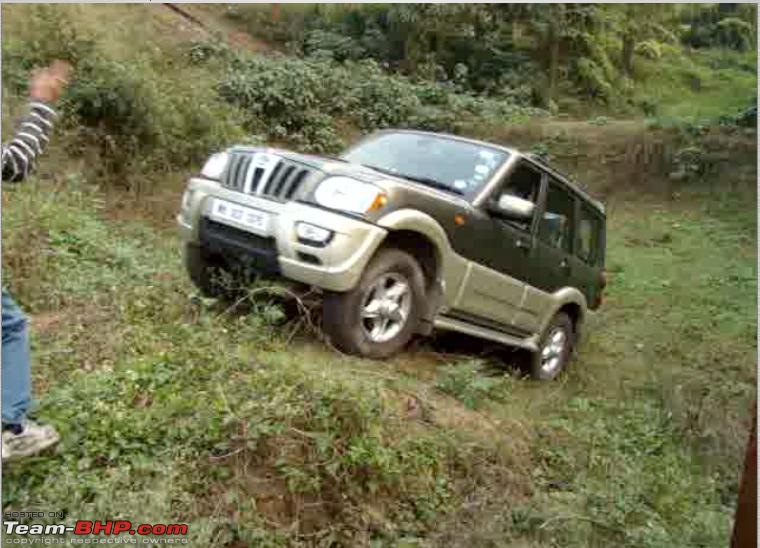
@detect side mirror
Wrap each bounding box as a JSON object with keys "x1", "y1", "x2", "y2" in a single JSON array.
[{"x1": 488, "y1": 194, "x2": 535, "y2": 222}]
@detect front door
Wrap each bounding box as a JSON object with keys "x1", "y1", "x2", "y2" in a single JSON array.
[{"x1": 451, "y1": 161, "x2": 543, "y2": 331}]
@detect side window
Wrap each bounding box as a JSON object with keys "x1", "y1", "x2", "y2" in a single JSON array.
[
  {"x1": 499, "y1": 162, "x2": 541, "y2": 203},
  {"x1": 539, "y1": 179, "x2": 575, "y2": 252},
  {"x1": 493, "y1": 162, "x2": 541, "y2": 230},
  {"x1": 577, "y1": 204, "x2": 600, "y2": 264}
]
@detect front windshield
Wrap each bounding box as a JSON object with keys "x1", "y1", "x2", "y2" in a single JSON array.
[{"x1": 341, "y1": 132, "x2": 509, "y2": 196}]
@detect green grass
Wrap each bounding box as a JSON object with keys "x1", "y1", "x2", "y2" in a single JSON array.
[
  {"x1": 2, "y1": 161, "x2": 755, "y2": 547},
  {"x1": 1, "y1": 3, "x2": 756, "y2": 546},
  {"x1": 2, "y1": 180, "x2": 525, "y2": 545},
  {"x1": 635, "y1": 46, "x2": 757, "y2": 122},
  {"x1": 499, "y1": 194, "x2": 755, "y2": 547}
]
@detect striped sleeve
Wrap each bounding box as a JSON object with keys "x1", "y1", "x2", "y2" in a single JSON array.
[{"x1": 2, "y1": 101, "x2": 57, "y2": 183}]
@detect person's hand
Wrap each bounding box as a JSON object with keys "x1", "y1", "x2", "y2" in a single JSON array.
[{"x1": 29, "y1": 60, "x2": 72, "y2": 104}]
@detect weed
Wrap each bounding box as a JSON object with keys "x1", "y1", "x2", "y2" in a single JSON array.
[{"x1": 435, "y1": 361, "x2": 513, "y2": 410}]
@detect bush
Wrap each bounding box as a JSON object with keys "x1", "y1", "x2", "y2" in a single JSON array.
[
  {"x1": 575, "y1": 58, "x2": 614, "y2": 102},
  {"x1": 216, "y1": 56, "x2": 351, "y2": 152},
  {"x1": 213, "y1": 50, "x2": 545, "y2": 152},
  {"x1": 714, "y1": 17, "x2": 754, "y2": 51},
  {"x1": 351, "y1": 64, "x2": 423, "y2": 130},
  {"x1": 635, "y1": 40, "x2": 663, "y2": 61},
  {"x1": 12, "y1": 4, "x2": 95, "y2": 65},
  {"x1": 669, "y1": 146, "x2": 708, "y2": 182},
  {"x1": 1, "y1": 5, "x2": 95, "y2": 96},
  {"x1": 435, "y1": 361, "x2": 512, "y2": 410},
  {"x1": 62, "y1": 56, "x2": 245, "y2": 180},
  {"x1": 682, "y1": 16, "x2": 755, "y2": 52},
  {"x1": 303, "y1": 28, "x2": 365, "y2": 62}
]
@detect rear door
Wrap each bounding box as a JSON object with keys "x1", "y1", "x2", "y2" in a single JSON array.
[{"x1": 532, "y1": 176, "x2": 577, "y2": 294}]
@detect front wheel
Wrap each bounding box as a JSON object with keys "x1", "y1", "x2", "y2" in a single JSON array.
[
  {"x1": 528, "y1": 312, "x2": 575, "y2": 380},
  {"x1": 322, "y1": 248, "x2": 426, "y2": 359},
  {"x1": 184, "y1": 243, "x2": 233, "y2": 299}
]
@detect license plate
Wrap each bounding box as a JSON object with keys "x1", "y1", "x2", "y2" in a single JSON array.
[{"x1": 210, "y1": 199, "x2": 271, "y2": 234}]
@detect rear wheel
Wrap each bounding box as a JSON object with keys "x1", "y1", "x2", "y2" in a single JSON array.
[
  {"x1": 323, "y1": 248, "x2": 426, "y2": 359},
  {"x1": 529, "y1": 312, "x2": 575, "y2": 380}
]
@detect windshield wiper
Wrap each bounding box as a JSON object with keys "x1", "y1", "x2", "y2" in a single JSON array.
[{"x1": 360, "y1": 164, "x2": 463, "y2": 195}]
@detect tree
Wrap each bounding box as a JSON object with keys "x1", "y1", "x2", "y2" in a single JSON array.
[{"x1": 608, "y1": 4, "x2": 677, "y2": 78}]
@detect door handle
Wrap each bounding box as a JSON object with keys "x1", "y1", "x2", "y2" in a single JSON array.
[
  {"x1": 560, "y1": 258, "x2": 570, "y2": 270},
  {"x1": 516, "y1": 238, "x2": 530, "y2": 250}
]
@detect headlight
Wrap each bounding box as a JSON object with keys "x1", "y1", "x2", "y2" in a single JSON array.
[
  {"x1": 200, "y1": 152, "x2": 229, "y2": 180},
  {"x1": 313, "y1": 177, "x2": 387, "y2": 214}
]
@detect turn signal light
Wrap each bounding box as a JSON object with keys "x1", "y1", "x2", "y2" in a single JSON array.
[{"x1": 367, "y1": 193, "x2": 388, "y2": 212}]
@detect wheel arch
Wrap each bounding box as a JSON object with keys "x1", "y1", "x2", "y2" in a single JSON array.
[
  {"x1": 375, "y1": 209, "x2": 462, "y2": 331},
  {"x1": 541, "y1": 287, "x2": 588, "y2": 338},
  {"x1": 375, "y1": 209, "x2": 452, "y2": 287}
]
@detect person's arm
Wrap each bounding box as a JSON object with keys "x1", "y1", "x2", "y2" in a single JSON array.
[
  {"x1": 1, "y1": 60, "x2": 71, "y2": 183},
  {"x1": 1, "y1": 102, "x2": 57, "y2": 183}
]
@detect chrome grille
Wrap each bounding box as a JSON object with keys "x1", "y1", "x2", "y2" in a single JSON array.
[
  {"x1": 221, "y1": 153, "x2": 252, "y2": 191},
  {"x1": 222, "y1": 151, "x2": 311, "y2": 201}
]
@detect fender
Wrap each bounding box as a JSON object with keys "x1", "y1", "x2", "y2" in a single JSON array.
[
  {"x1": 539, "y1": 286, "x2": 588, "y2": 338},
  {"x1": 376, "y1": 209, "x2": 469, "y2": 308}
]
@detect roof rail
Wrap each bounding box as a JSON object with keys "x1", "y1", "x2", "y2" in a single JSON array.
[
  {"x1": 525, "y1": 152, "x2": 550, "y2": 166},
  {"x1": 524, "y1": 152, "x2": 603, "y2": 212}
]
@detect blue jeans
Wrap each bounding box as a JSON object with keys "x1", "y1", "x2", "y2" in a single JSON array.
[{"x1": 2, "y1": 290, "x2": 32, "y2": 425}]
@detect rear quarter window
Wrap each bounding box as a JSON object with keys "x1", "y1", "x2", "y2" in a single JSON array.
[{"x1": 577, "y1": 203, "x2": 603, "y2": 265}]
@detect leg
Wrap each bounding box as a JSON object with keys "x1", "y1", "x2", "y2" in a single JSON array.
[
  {"x1": 2, "y1": 289, "x2": 32, "y2": 426},
  {"x1": 1, "y1": 290, "x2": 59, "y2": 459}
]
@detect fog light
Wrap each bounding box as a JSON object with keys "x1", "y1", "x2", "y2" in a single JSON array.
[
  {"x1": 181, "y1": 189, "x2": 195, "y2": 210},
  {"x1": 296, "y1": 222, "x2": 332, "y2": 245}
]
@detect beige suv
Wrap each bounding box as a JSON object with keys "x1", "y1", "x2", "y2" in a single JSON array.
[{"x1": 178, "y1": 130, "x2": 606, "y2": 379}]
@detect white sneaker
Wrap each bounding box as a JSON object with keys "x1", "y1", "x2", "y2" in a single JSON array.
[{"x1": 2, "y1": 421, "x2": 60, "y2": 460}]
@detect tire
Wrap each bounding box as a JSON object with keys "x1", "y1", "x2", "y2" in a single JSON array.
[
  {"x1": 528, "y1": 312, "x2": 575, "y2": 380},
  {"x1": 322, "y1": 248, "x2": 426, "y2": 359},
  {"x1": 184, "y1": 243, "x2": 231, "y2": 299}
]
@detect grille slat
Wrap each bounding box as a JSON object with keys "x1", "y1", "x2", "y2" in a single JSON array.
[
  {"x1": 283, "y1": 169, "x2": 308, "y2": 200},
  {"x1": 250, "y1": 167, "x2": 265, "y2": 193},
  {"x1": 232, "y1": 156, "x2": 244, "y2": 188},
  {"x1": 222, "y1": 152, "x2": 312, "y2": 201},
  {"x1": 239, "y1": 156, "x2": 252, "y2": 190},
  {"x1": 263, "y1": 161, "x2": 284, "y2": 195},
  {"x1": 273, "y1": 165, "x2": 295, "y2": 197},
  {"x1": 222, "y1": 153, "x2": 251, "y2": 191}
]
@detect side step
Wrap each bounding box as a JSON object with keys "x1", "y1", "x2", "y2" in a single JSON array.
[{"x1": 433, "y1": 315, "x2": 539, "y2": 352}]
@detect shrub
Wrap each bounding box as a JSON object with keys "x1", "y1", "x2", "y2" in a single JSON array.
[
  {"x1": 669, "y1": 146, "x2": 708, "y2": 182},
  {"x1": 303, "y1": 28, "x2": 365, "y2": 62},
  {"x1": 1, "y1": 6, "x2": 95, "y2": 96},
  {"x1": 213, "y1": 51, "x2": 544, "y2": 151},
  {"x1": 62, "y1": 56, "x2": 245, "y2": 180},
  {"x1": 714, "y1": 17, "x2": 754, "y2": 51},
  {"x1": 435, "y1": 361, "x2": 511, "y2": 409},
  {"x1": 216, "y1": 56, "x2": 351, "y2": 152},
  {"x1": 635, "y1": 40, "x2": 663, "y2": 61},
  {"x1": 352, "y1": 65, "x2": 423, "y2": 130},
  {"x1": 575, "y1": 58, "x2": 614, "y2": 102}
]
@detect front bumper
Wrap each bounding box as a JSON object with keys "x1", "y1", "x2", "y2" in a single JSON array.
[{"x1": 177, "y1": 178, "x2": 387, "y2": 292}]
